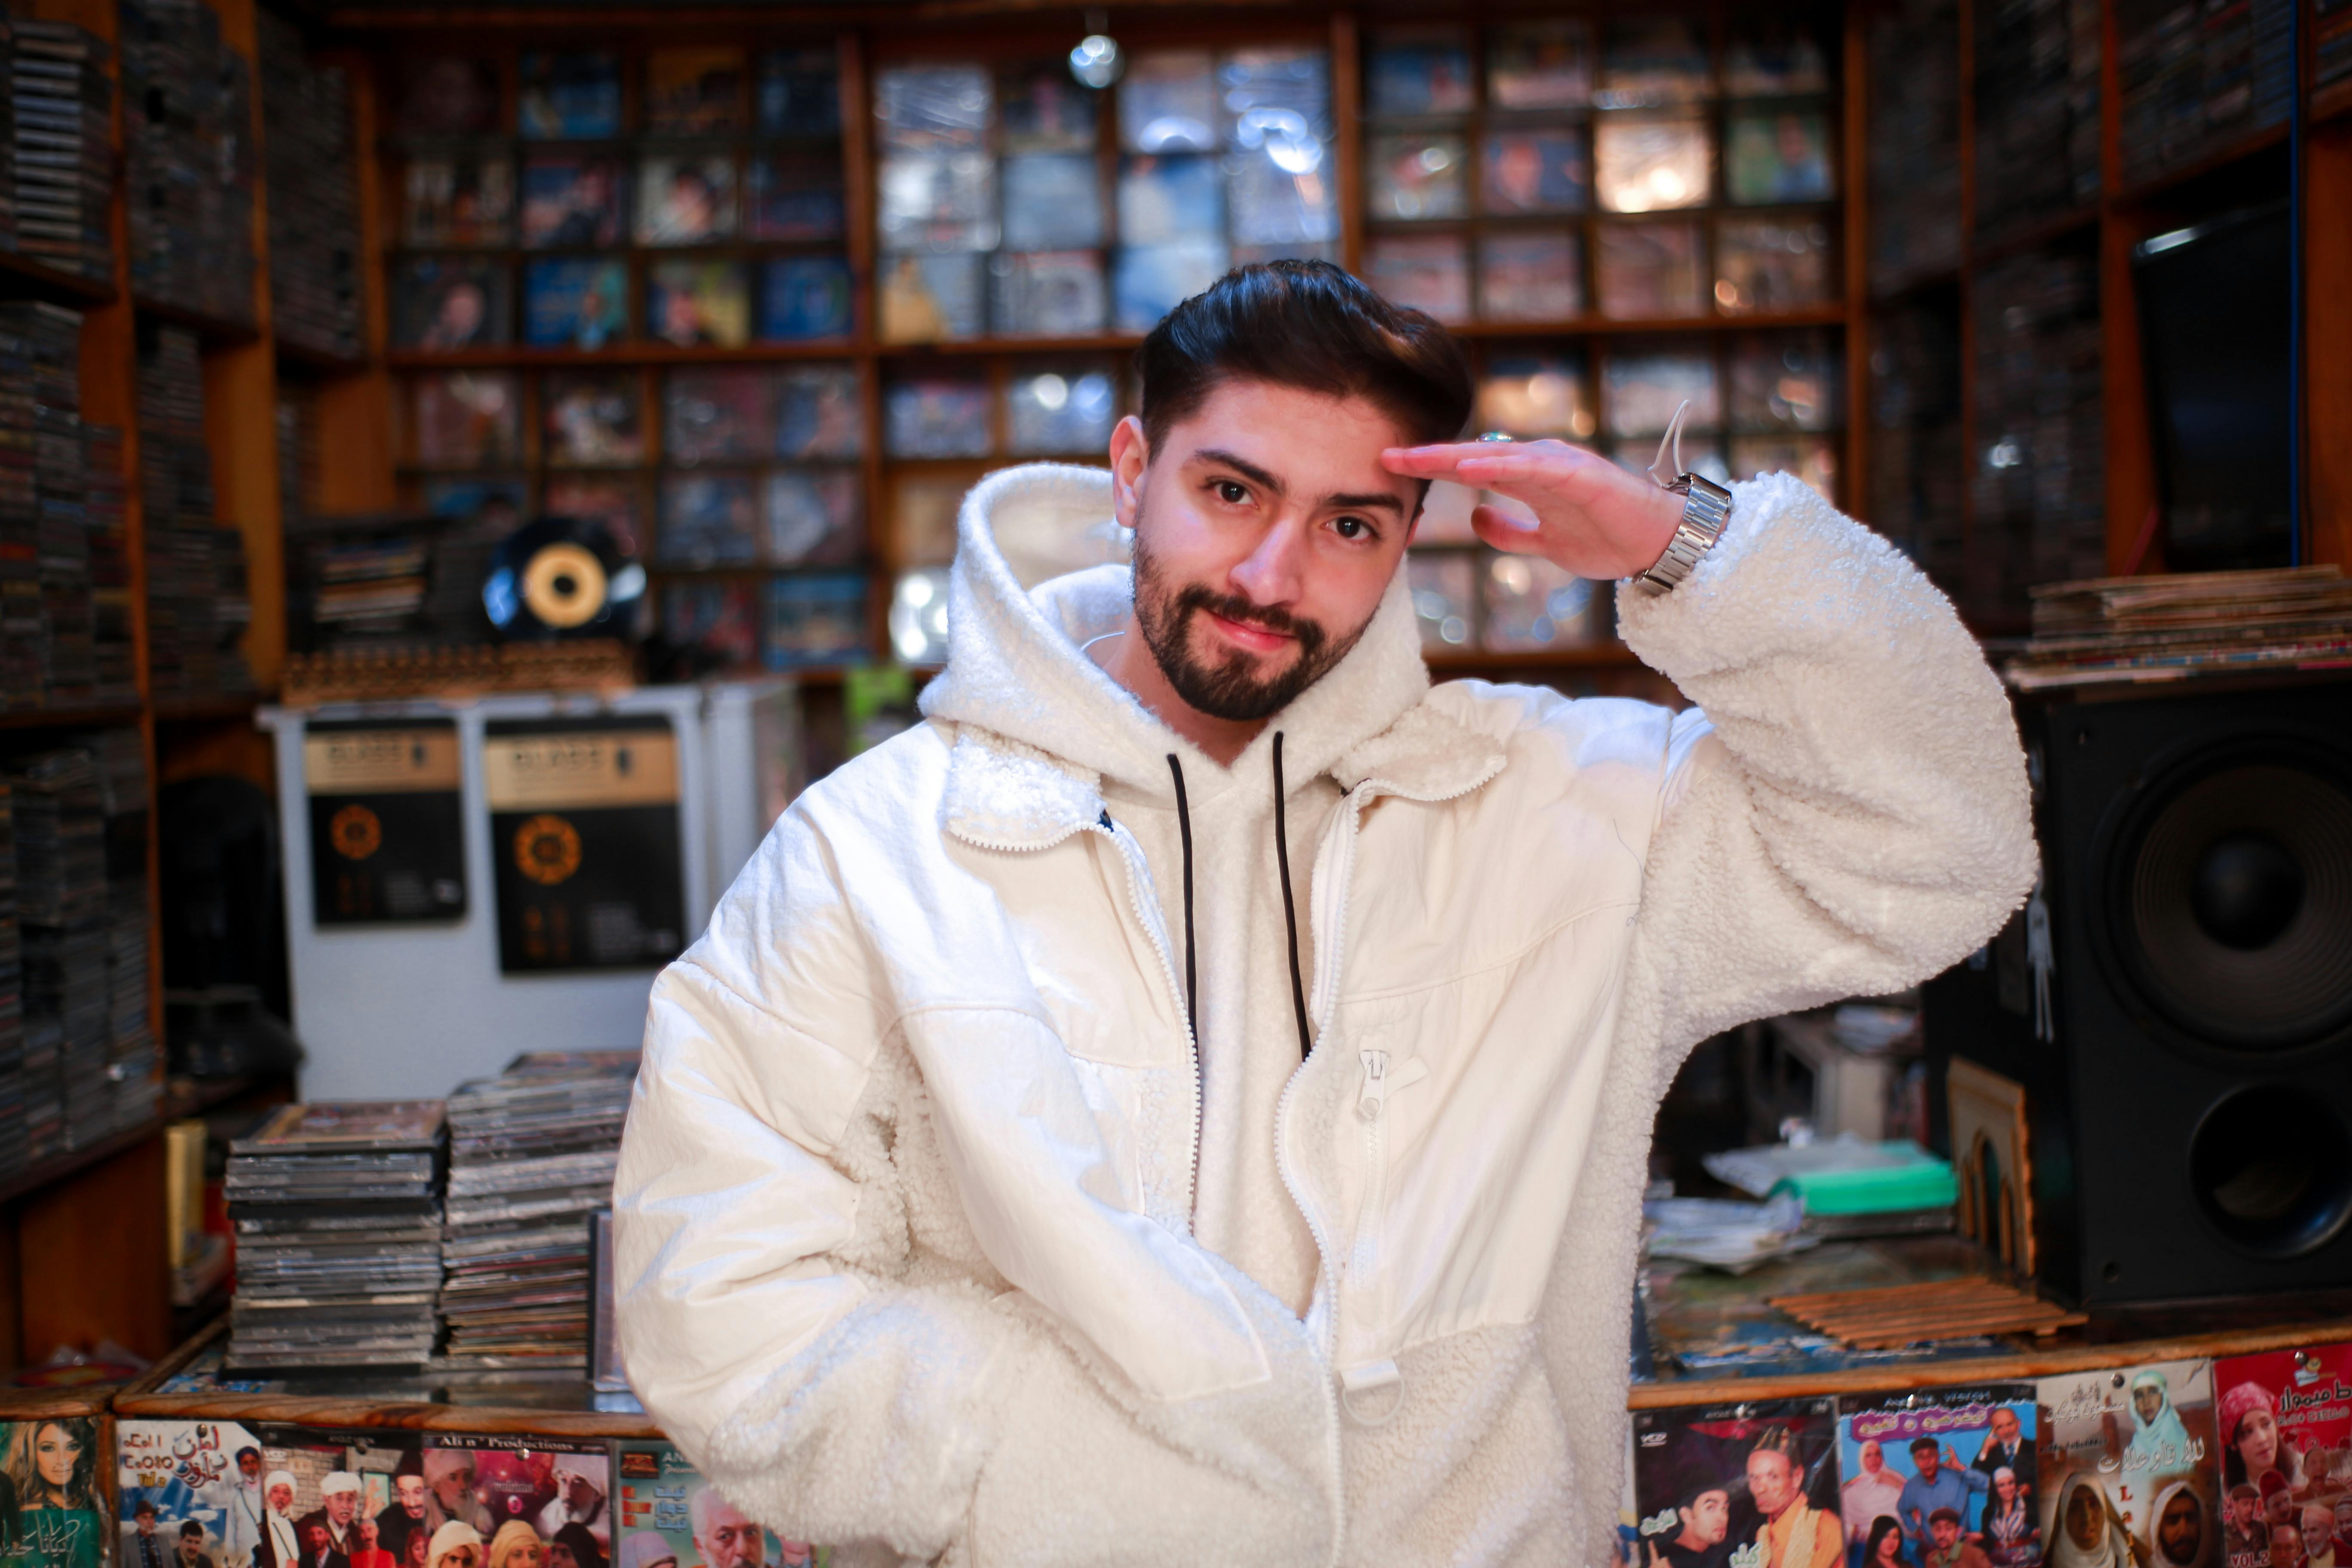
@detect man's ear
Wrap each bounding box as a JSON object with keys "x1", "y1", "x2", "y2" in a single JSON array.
[{"x1": 1109, "y1": 415, "x2": 1149, "y2": 530}]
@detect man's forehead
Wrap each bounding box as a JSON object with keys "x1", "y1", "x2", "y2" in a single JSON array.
[{"x1": 1161, "y1": 383, "x2": 1418, "y2": 502}]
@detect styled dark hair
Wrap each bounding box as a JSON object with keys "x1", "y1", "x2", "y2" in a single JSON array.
[{"x1": 1135, "y1": 260, "x2": 1475, "y2": 453}]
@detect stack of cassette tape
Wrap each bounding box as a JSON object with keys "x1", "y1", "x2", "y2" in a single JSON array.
[
  {"x1": 440, "y1": 1052, "x2": 637, "y2": 1370},
  {"x1": 224, "y1": 1100, "x2": 447, "y2": 1371}
]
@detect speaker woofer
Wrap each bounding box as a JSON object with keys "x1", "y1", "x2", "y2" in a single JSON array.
[
  {"x1": 2189, "y1": 1084, "x2": 2352, "y2": 1258},
  {"x1": 2107, "y1": 753, "x2": 2352, "y2": 1050}
]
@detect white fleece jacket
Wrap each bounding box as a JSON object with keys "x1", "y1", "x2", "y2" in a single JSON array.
[{"x1": 612, "y1": 463, "x2": 2038, "y2": 1568}]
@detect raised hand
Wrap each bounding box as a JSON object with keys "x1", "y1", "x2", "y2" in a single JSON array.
[{"x1": 1383, "y1": 437, "x2": 1690, "y2": 582}]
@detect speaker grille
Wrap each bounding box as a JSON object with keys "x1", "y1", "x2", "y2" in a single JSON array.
[{"x1": 2110, "y1": 755, "x2": 2352, "y2": 1050}]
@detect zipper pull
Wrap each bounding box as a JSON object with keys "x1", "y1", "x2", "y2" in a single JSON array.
[{"x1": 1357, "y1": 1051, "x2": 1427, "y2": 1120}]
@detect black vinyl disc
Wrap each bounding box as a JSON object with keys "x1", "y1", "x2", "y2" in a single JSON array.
[{"x1": 483, "y1": 515, "x2": 646, "y2": 640}]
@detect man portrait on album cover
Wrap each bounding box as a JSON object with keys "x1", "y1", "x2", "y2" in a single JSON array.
[
  {"x1": 178, "y1": 1521, "x2": 220, "y2": 1568},
  {"x1": 297, "y1": 1475, "x2": 362, "y2": 1563},
  {"x1": 374, "y1": 1471, "x2": 431, "y2": 1564},
  {"x1": 1970, "y1": 1409, "x2": 2034, "y2": 1499},
  {"x1": 617, "y1": 259, "x2": 2036, "y2": 1565}
]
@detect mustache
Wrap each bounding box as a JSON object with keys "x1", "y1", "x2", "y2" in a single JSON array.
[{"x1": 1173, "y1": 585, "x2": 1325, "y2": 652}]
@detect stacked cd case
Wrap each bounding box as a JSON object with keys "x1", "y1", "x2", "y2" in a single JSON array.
[
  {"x1": 260, "y1": 11, "x2": 361, "y2": 360},
  {"x1": 226, "y1": 1100, "x2": 448, "y2": 1371},
  {"x1": 440, "y1": 1052, "x2": 636, "y2": 1369},
  {"x1": 11, "y1": 19, "x2": 113, "y2": 282},
  {"x1": 120, "y1": 0, "x2": 257, "y2": 325},
  {"x1": 7, "y1": 747, "x2": 107, "y2": 1155}
]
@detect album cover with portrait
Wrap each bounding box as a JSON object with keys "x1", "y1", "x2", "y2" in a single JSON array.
[
  {"x1": 520, "y1": 155, "x2": 627, "y2": 249},
  {"x1": 1363, "y1": 28, "x2": 1475, "y2": 117},
  {"x1": 2213, "y1": 1343, "x2": 2352, "y2": 1568},
  {"x1": 747, "y1": 154, "x2": 845, "y2": 242},
  {"x1": 523, "y1": 258, "x2": 628, "y2": 350},
  {"x1": 757, "y1": 46, "x2": 840, "y2": 136},
  {"x1": 410, "y1": 371, "x2": 521, "y2": 469},
  {"x1": 118, "y1": 1419, "x2": 263, "y2": 1568},
  {"x1": 772, "y1": 366, "x2": 864, "y2": 460},
  {"x1": 646, "y1": 261, "x2": 750, "y2": 349},
  {"x1": 759, "y1": 257, "x2": 854, "y2": 343},
  {"x1": 613, "y1": 1442, "x2": 824, "y2": 1568},
  {"x1": 1726, "y1": 110, "x2": 1835, "y2": 206},
  {"x1": 636, "y1": 155, "x2": 738, "y2": 247},
  {"x1": 1001, "y1": 59, "x2": 1097, "y2": 152},
  {"x1": 2039, "y1": 1360, "x2": 2219, "y2": 1568},
  {"x1": 1632, "y1": 1396, "x2": 1842, "y2": 1568},
  {"x1": 1836, "y1": 1383, "x2": 2040, "y2": 1568},
  {"x1": 414, "y1": 1435, "x2": 608, "y2": 1552},
  {"x1": 663, "y1": 581, "x2": 760, "y2": 670},
  {"x1": 657, "y1": 474, "x2": 759, "y2": 567},
  {"x1": 392, "y1": 257, "x2": 511, "y2": 351},
  {"x1": 763, "y1": 468, "x2": 863, "y2": 566},
  {"x1": 542, "y1": 371, "x2": 644, "y2": 467},
  {"x1": 544, "y1": 475, "x2": 646, "y2": 560},
  {"x1": 665, "y1": 368, "x2": 772, "y2": 464},
  {"x1": 1482, "y1": 127, "x2": 1590, "y2": 215},
  {"x1": 520, "y1": 50, "x2": 622, "y2": 139},
  {"x1": 876, "y1": 252, "x2": 986, "y2": 343}
]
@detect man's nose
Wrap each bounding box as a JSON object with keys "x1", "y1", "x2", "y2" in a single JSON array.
[{"x1": 1228, "y1": 513, "x2": 1308, "y2": 606}]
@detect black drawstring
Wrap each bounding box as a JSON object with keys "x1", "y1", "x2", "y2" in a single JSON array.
[
  {"x1": 1273, "y1": 733, "x2": 1313, "y2": 1060},
  {"x1": 1166, "y1": 754, "x2": 1197, "y2": 1033}
]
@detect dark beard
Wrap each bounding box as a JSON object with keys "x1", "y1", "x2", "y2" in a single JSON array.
[{"x1": 1130, "y1": 529, "x2": 1365, "y2": 723}]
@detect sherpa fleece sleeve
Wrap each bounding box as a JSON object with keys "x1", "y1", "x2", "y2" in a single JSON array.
[
  {"x1": 1613, "y1": 470, "x2": 2039, "y2": 1069},
  {"x1": 613, "y1": 802, "x2": 1341, "y2": 1568}
]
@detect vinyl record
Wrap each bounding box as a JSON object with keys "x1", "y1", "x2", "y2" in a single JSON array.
[{"x1": 484, "y1": 514, "x2": 647, "y2": 639}]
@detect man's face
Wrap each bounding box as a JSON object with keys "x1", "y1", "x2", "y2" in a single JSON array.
[
  {"x1": 1679, "y1": 1491, "x2": 1729, "y2": 1547},
  {"x1": 328, "y1": 1493, "x2": 356, "y2": 1525},
  {"x1": 2162, "y1": 1495, "x2": 2201, "y2": 1562},
  {"x1": 2306, "y1": 1511, "x2": 2334, "y2": 1560},
  {"x1": 360, "y1": 1522, "x2": 379, "y2": 1550},
  {"x1": 1110, "y1": 383, "x2": 1421, "y2": 725},
  {"x1": 306, "y1": 1527, "x2": 331, "y2": 1557},
  {"x1": 2274, "y1": 1493, "x2": 2299, "y2": 1528},
  {"x1": 2275, "y1": 1525, "x2": 2306, "y2": 1568},
  {"x1": 1914, "y1": 1445, "x2": 1941, "y2": 1480},
  {"x1": 695, "y1": 1499, "x2": 763, "y2": 1568},
  {"x1": 433, "y1": 1467, "x2": 472, "y2": 1510},
  {"x1": 2239, "y1": 1497, "x2": 2262, "y2": 1528},
  {"x1": 1747, "y1": 1450, "x2": 1799, "y2": 1517},
  {"x1": 240, "y1": 1454, "x2": 262, "y2": 1483},
  {"x1": 1931, "y1": 1520, "x2": 1959, "y2": 1553},
  {"x1": 180, "y1": 1533, "x2": 204, "y2": 1562},
  {"x1": 1991, "y1": 1410, "x2": 2020, "y2": 1445},
  {"x1": 138, "y1": 1513, "x2": 156, "y2": 1537},
  {"x1": 270, "y1": 1486, "x2": 295, "y2": 1514},
  {"x1": 565, "y1": 1477, "x2": 596, "y2": 1513},
  {"x1": 398, "y1": 1478, "x2": 427, "y2": 1518}
]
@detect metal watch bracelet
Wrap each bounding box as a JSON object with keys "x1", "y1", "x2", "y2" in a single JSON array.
[{"x1": 1638, "y1": 475, "x2": 1734, "y2": 593}]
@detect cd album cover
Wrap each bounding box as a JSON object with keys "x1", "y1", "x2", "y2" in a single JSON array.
[
  {"x1": 395, "y1": 57, "x2": 500, "y2": 135},
  {"x1": 304, "y1": 719, "x2": 467, "y2": 925},
  {"x1": 1836, "y1": 1383, "x2": 2040, "y2": 1565},
  {"x1": 748, "y1": 153, "x2": 845, "y2": 242},
  {"x1": 1001, "y1": 60, "x2": 1097, "y2": 152},
  {"x1": 874, "y1": 63, "x2": 992, "y2": 153},
  {"x1": 423, "y1": 478, "x2": 527, "y2": 532},
  {"x1": 1715, "y1": 218, "x2": 1834, "y2": 313},
  {"x1": 247, "y1": 1426, "x2": 424, "y2": 1556},
  {"x1": 1604, "y1": 347, "x2": 1720, "y2": 436},
  {"x1": 520, "y1": 155, "x2": 626, "y2": 249},
  {"x1": 1366, "y1": 132, "x2": 1469, "y2": 221},
  {"x1": 1727, "y1": 20, "x2": 1831, "y2": 95},
  {"x1": 645, "y1": 46, "x2": 746, "y2": 135},
  {"x1": 658, "y1": 474, "x2": 759, "y2": 566},
  {"x1": 773, "y1": 366, "x2": 863, "y2": 459},
  {"x1": 1488, "y1": 19, "x2": 1593, "y2": 110},
  {"x1": 2039, "y1": 1360, "x2": 2217, "y2": 1568},
  {"x1": 766, "y1": 574, "x2": 868, "y2": 671},
  {"x1": 543, "y1": 371, "x2": 645, "y2": 467},
  {"x1": 884, "y1": 377, "x2": 991, "y2": 459},
  {"x1": 1112, "y1": 241, "x2": 1227, "y2": 333},
  {"x1": 758, "y1": 46, "x2": 839, "y2": 136},
  {"x1": 1727, "y1": 111, "x2": 1835, "y2": 205},
  {"x1": 520, "y1": 49, "x2": 621, "y2": 139},
  {"x1": 876, "y1": 252, "x2": 986, "y2": 343},
  {"x1": 523, "y1": 258, "x2": 628, "y2": 350},
  {"x1": 1730, "y1": 330, "x2": 1840, "y2": 431},
  {"x1": 636, "y1": 155, "x2": 738, "y2": 247},
  {"x1": 1478, "y1": 230, "x2": 1583, "y2": 321},
  {"x1": 1595, "y1": 115, "x2": 1712, "y2": 212},
  {"x1": 1001, "y1": 152, "x2": 1104, "y2": 251},
  {"x1": 876, "y1": 150, "x2": 998, "y2": 253},
  {"x1": 1116, "y1": 154, "x2": 1225, "y2": 245},
  {"x1": 1006, "y1": 367, "x2": 1117, "y2": 454},
  {"x1": 1599, "y1": 15, "x2": 1712, "y2": 106},
  {"x1": 1115, "y1": 49, "x2": 1217, "y2": 153},
  {"x1": 1632, "y1": 1395, "x2": 1843, "y2": 1568},
  {"x1": 763, "y1": 469, "x2": 863, "y2": 565},
  {"x1": 392, "y1": 257, "x2": 511, "y2": 351},
  {"x1": 663, "y1": 581, "x2": 759, "y2": 669},
  {"x1": 118, "y1": 1419, "x2": 261, "y2": 1568},
  {"x1": 759, "y1": 257, "x2": 854, "y2": 342},
  {"x1": 2212, "y1": 1344, "x2": 2352, "y2": 1538},
  {"x1": 992, "y1": 250, "x2": 1109, "y2": 337},
  {"x1": 0, "y1": 1420, "x2": 98, "y2": 1566},
  {"x1": 484, "y1": 717, "x2": 686, "y2": 974},
  {"x1": 1479, "y1": 351, "x2": 1594, "y2": 438},
  {"x1": 1366, "y1": 234, "x2": 1470, "y2": 323},
  {"x1": 646, "y1": 260, "x2": 750, "y2": 348},
  {"x1": 665, "y1": 368, "x2": 771, "y2": 464},
  {"x1": 403, "y1": 155, "x2": 514, "y2": 248},
  {"x1": 410, "y1": 371, "x2": 521, "y2": 469},
  {"x1": 614, "y1": 1443, "x2": 826, "y2": 1568},
  {"x1": 1364, "y1": 29, "x2": 1475, "y2": 117},
  {"x1": 1482, "y1": 127, "x2": 1590, "y2": 215},
  {"x1": 236, "y1": 1101, "x2": 448, "y2": 1151},
  {"x1": 543, "y1": 476, "x2": 646, "y2": 560},
  {"x1": 1594, "y1": 220, "x2": 1706, "y2": 319}
]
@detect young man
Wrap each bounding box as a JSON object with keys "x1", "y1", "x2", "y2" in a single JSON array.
[
  {"x1": 178, "y1": 1520, "x2": 219, "y2": 1568},
  {"x1": 1922, "y1": 1511, "x2": 1990, "y2": 1568},
  {"x1": 1901, "y1": 1440, "x2": 1991, "y2": 1552},
  {"x1": 1749, "y1": 1428, "x2": 1843, "y2": 1568},
  {"x1": 1653, "y1": 1479, "x2": 1731, "y2": 1568},
  {"x1": 375, "y1": 1473, "x2": 431, "y2": 1565},
  {"x1": 615, "y1": 261, "x2": 2036, "y2": 1566}
]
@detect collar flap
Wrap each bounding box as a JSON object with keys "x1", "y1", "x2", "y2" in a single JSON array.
[
  {"x1": 940, "y1": 726, "x2": 1105, "y2": 851},
  {"x1": 1334, "y1": 698, "x2": 1509, "y2": 802}
]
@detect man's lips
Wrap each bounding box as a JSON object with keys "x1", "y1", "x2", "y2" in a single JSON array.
[{"x1": 1201, "y1": 608, "x2": 1296, "y2": 654}]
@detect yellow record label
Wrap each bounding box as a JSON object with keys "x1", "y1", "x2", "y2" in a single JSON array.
[
  {"x1": 304, "y1": 728, "x2": 463, "y2": 794},
  {"x1": 522, "y1": 541, "x2": 609, "y2": 629},
  {"x1": 483, "y1": 727, "x2": 679, "y2": 810}
]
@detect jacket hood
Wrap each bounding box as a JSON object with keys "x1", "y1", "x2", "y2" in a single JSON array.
[{"x1": 918, "y1": 463, "x2": 1440, "y2": 807}]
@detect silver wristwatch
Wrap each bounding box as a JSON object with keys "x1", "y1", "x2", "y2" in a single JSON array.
[{"x1": 1637, "y1": 401, "x2": 1733, "y2": 593}]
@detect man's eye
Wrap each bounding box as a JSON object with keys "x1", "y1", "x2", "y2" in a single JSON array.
[
  {"x1": 1333, "y1": 515, "x2": 1372, "y2": 540},
  {"x1": 1216, "y1": 480, "x2": 1249, "y2": 504}
]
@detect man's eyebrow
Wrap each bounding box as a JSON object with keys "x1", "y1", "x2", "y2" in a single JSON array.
[{"x1": 1191, "y1": 449, "x2": 1408, "y2": 515}]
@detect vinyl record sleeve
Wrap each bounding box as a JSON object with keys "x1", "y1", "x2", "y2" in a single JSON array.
[
  {"x1": 663, "y1": 581, "x2": 759, "y2": 668},
  {"x1": 883, "y1": 377, "x2": 991, "y2": 459},
  {"x1": 1006, "y1": 368, "x2": 1117, "y2": 455},
  {"x1": 757, "y1": 46, "x2": 840, "y2": 136},
  {"x1": 645, "y1": 260, "x2": 750, "y2": 348},
  {"x1": 635, "y1": 155, "x2": 738, "y2": 247},
  {"x1": 1365, "y1": 233, "x2": 1470, "y2": 323},
  {"x1": 1715, "y1": 218, "x2": 1835, "y2": 314},
  {"x1": 543, "y1": 475, "x2": 646, "y2": 560},
  {"x1": 410, "y1": 372, "x2": 521, "y2": 468},
  {"x1": 657, "y1": 474, "x2": 758, "y2": 567},
  {"x1": 763, "y1": 469, "x2": 863, "y2": 565},
  {"x1": 873, "y1": 63, "x2": 992, "y2": 153},
  {"x1": 665, "y1": 368, "x2": 772, "y2": 464},
  {"x1": 394, "y1": 58, "x2": 501, "y2": 135},
  {"x1": 766, "y1": 573, "x2": 868, "y2": 670},
  {"x1": 876, "y1": 252, "x2": 986, "y2": 343},
  {"x1": 1364, "y1": 29, "x2": 1474, "y2": 117},
  {"x1": 1487, "y1": 20, "x2": 1593, "y2": 110},
  {"x1": 1633, "y1": 1395, "x2": 1844, "y2": 1568},
  {"x1": 991, "y1": 251, "x2": 1109, "y2": 338},
  {"x1": 522, "y1": 258, "x2": 628, "y2": 350},
  {"x1": 747, "y1": 153, "x2": 845, "y2": 242},
  {"x1": 759, "y1": 256, "x2": 854, "y2": 342},
  {"x1": 484, "y1": 717, "x2": 686, "y2": 974},
  {"x1": 1118, "y1": 49, "x2": 1218, "y2": 153},
  {"x1": 1001, "y1": 153, "x2": 1104, "y2": 251},
  {"x1": 1603, "y1": 346, "x2": 1721, "y2": 436},
  {"x1": 1482, "y1": 127, "x2": 1591, "y2": 215},
  {"x1": 403, "y1": 155, "x2": 514, "y2": 248},
  {"x1": 393, "y1": 258, "x2": 511, "y2": 352},
  {"x1": 520, "y1": 49, "x2": 622, "y2": 139},
  {"x1": 542, "y1": 372, "x2": 645, "y2": 467},
  {"x1": 644, "y1": 46, "x2": 745, "y2": 136},
  {"x1": 773, "y1": 366, "x2": 864, "y2": 459},
  {"x1": 1836, "y1": 1383, "x2": 2040, "y2": 1561},
  {"x1": 1726, "y1": 111, "x2": 1835, "y2": 205},
  {"x1": 1000, "y1": 60, "x2": 1097, "y2": 152},
  {"x1": 1366, "y1": 132, "x2": 1469, "y2": 221},
  {"x1": 305, "y1": 720, "x2": 467, "y2": 925},
  {"x1": 519, "y1": 155, "x2": 627, "y2": 249},
  {"x1": 1594, "y1": 219, "x2": 1707, "y2": 319},
  {"x1": 1595, "y1": 115, "x2": 1712, "y2": 212},
  {"x1": 1478, "y1": 230, "x2": 1584, "y2": 321}
]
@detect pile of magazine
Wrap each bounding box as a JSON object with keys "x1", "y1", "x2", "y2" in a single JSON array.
[
  {"x1": 224, "y1": 1100, "x2": 447, "y2": 1371},
  {"x1": 441, "y1": 1052, "x2": 637, "y2": 1370}
]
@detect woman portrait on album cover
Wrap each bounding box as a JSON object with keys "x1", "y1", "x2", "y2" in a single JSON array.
[{"x1": 0, "y1": 1418, "x2": 102, "y2": 1568}]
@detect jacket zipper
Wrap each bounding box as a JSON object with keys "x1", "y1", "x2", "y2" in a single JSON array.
[{"x1": 1090, "y1": 818, "x2": 1204, "y2": 1211}]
